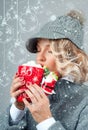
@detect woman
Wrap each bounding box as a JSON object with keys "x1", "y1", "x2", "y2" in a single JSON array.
[{"x1": 1, "y1": 10, "x2": 88, "y2": 130}]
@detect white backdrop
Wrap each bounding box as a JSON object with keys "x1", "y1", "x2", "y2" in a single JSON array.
[{"x1": 0, "y1": 0, "x2": 88, "y2": 116}]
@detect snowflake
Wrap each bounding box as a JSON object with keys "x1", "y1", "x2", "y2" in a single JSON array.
[{"x1": 33, "y1": 76, "x2": 38, "y2": 82}]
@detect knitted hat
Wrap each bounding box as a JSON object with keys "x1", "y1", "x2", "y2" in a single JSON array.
[{"x1": 26, "y1": 11, "x2": 84, "y2": 53}]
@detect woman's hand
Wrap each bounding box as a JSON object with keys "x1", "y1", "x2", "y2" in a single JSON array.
[
  {"x1": 23, "y1": 84, "x2": 52, "y2": 123},
  {"x1": 10, "y1": 73, "x2": 25, "y2": 110}
]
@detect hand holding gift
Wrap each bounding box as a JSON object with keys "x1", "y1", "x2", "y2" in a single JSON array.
[{"x1": 16, "y1": 62, "x2": 60, "y2": 102}]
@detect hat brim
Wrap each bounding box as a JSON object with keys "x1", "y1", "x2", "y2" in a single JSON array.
[
  {"x1": 26, "y1": 38, "x2": 39, "y2": 53},
  {"x1": 26, "y1": 32, "x2": 66, "y2": 53}
]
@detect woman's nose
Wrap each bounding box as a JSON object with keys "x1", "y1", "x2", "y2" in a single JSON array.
[
  {"x1": 37, "y1": 52, "x2": 46, "y2": 62},
  {"x1": 38, "y1": 55, "x2": 46, "y2": 62}
]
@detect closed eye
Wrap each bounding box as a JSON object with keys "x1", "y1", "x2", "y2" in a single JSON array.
[{"x1": 48, "y1": 50, "x2": 52, "y2": 53}]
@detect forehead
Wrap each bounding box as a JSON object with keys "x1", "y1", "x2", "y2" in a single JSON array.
[{"x1": 37, "y1": 39, "x2": 51, "y2": 47}]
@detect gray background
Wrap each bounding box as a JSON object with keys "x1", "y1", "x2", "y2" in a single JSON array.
[{"x1": 0, "y1": 0, "x2": 88, "y2": 116}]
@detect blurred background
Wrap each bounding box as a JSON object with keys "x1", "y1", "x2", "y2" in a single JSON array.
[{"x1": 0, "y1": 0, "x2": 88, "y2": 116}]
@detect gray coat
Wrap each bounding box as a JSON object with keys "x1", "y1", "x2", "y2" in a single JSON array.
[{"x1": 1, "y1": 79, "x2": 88, "y2": 130}]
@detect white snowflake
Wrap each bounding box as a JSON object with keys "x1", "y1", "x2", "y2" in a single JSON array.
[{"x1": 33, "y1": 76, "x2": 38, "y2": 82}]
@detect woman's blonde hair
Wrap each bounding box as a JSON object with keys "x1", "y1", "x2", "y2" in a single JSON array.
[{"x1": 50, "y1": 39, "x2": 88, "y2": 83}]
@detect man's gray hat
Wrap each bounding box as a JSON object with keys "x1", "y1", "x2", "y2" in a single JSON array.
[{"x1": 26, "y1": 15, "x2": 84, "y2": 53}]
